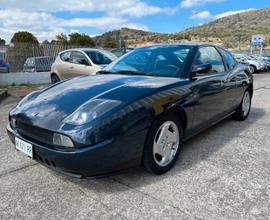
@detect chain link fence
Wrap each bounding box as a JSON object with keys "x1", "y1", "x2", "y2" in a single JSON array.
[{"x1": 3, "y1": 43, "x2": 105, "y2": 73}]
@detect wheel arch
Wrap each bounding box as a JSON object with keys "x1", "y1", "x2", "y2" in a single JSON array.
[
  {"x1": 249, "y1": 64, "x2": 257, "y2": 72},
  {"x1": 152, "y1": 105, "x2": 188, "y2": 136}
]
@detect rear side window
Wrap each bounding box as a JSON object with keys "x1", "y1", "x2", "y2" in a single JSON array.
[
  {"x1": 60, "y1": 52, "x2": 71, "y2": 62},
  {"x1": 195, "y1": 46, "x2": 225, "y2": 74},
  {"x1": 219, "y1": 49, "x2": 236, "y2": 70}
]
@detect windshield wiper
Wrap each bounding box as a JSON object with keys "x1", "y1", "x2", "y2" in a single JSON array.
[{"x1": 115, "y1": 70, "x2": 154, "y2": 76}]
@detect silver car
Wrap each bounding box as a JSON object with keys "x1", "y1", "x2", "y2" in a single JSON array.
[
  {"x1": 233, "y1": 53, "x2": 265, "y2": 73},
  {"x1": 51, "y1": 48, "x2": 117, "y2": 83}
]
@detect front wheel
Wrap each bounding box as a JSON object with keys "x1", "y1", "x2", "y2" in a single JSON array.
[
  {"x1": 232, "y1": 90, "x2": 251, "y2": 121},
  {"x1": 143, "y1": 112, "x2": 183, "y2": 174},
  {"x1": 248, "y1": 65, "x2": 256, "y2": 74}
]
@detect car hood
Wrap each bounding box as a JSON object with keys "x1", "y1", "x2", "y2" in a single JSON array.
[{"x1": 11, "y1": 74, "x2": 186, "y2": 130}]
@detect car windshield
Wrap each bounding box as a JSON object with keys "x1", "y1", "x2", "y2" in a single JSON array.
[{"x1": 103, "y1": 45, "x2": 191, "y2": 77}]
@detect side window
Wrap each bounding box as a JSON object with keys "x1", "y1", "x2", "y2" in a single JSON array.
[
  {"x1": 88, "y1": 51, "x2": 112, "y2": 65},
  {"x1": 194, "y1": 47, "x2": 225, "y2": 74},
  {"x1": 71, "y1": 51, "x2": 89, "y2": 65},
  {"x1": 60, "y1": 52, "x2": 71, "y2": 62},
  {"x1": 219, "y1": 49, "x2": 236, "y2": 70}
]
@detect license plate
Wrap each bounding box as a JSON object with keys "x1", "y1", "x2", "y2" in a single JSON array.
[{"x1": 15, "y1": 137, "x2": 33, "y2": 158}]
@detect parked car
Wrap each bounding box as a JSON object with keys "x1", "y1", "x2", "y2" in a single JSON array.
[
  {"x1": 7, "y1": 43, "x2": 253, "y2": 178},
  {"x1": 249, "y1": 55, "x2": 270, "y2": 71},
  {"x1": 23, "y1": 56, "x2": 55, "y2": 72},
  {"x1": 51, "y1": 48, "x2": 117, "y2": 83},
  {"x1": 0, "y1": 51, "x2": 9, "y2": 73},
  {"x1": 110, "y1": 47, "x2": 134, "y2": 57},
  {"x1": 233, "y1": 53, "x2": 265, "y2": 73}
]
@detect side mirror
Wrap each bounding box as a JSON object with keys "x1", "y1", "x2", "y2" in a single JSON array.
[{"x1": 191, "y1": 63, "x2": 212, "y2": 77}]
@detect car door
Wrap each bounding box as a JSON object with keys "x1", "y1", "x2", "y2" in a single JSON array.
[
  {"x1": 57, "y1": 51, "x2": 74, "y2": 79},
  {"x1": 190, "y1": 46, "x2": 232, "y2": 129},
  {"x1": 218, "y1": 48, "x2": 244, "y2": 109},
  {"x1": 67, "y1": 51, "x2": 97, "y2": 78}
]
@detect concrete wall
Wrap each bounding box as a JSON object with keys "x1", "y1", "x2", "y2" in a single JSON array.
[{"x1": 0, "y1": 72, "x2": 50, "y2": 86}]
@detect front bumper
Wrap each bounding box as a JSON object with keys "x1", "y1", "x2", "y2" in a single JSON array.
[{"x1": 7, "y1": 123, "x2": 148, "y2": 178}]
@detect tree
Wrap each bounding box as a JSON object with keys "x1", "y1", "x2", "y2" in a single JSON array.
[
  {"x1": 0, "y1": 38, "x2": 5, "y2": 46},
  {"x1": 102, "y1": 37, "x2": 117, "y2": 48},
  {"x1": 42, "y1": 40, "x2": 50, "y2": 44},
  {"x1": 11, "y1": 31, "x2": 39, "y2": 44},
  {"x1": 56, "y1": 33, "x2": 69, "y2": 46},
  {"x1": 69, "y1": 33, "x2": 95, "y2": 47}
]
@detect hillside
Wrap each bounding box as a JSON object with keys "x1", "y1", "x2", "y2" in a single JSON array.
[
  {"x1": 94, "y1": 7, "x2": 270, "y2": 48},
  {"x1": 94, "y1": 28, "x2": 159, "y2": 47},
  {"x1": 183, "y1": 7, "x2": 270, "y2": 40}
]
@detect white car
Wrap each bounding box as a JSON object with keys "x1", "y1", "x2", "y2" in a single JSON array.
[{"x1": 51, "y1": 48, "x2": 117, "y2": 83}]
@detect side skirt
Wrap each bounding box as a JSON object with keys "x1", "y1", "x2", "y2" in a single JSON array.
[{"x1": 183, "y1": 110, "x2": 236, "y2": 142}]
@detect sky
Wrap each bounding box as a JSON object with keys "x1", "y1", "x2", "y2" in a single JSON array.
[{"x1": 0, "y1": 0, "x2": 269, "y2": 42}]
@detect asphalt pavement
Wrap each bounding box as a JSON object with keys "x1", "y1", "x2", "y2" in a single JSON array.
[{"x1": 0, "y1": 73, "x2": 270, "y2": 220}]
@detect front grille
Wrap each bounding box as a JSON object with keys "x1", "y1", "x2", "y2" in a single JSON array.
[{"x1": 16, "y1": 120, "x2": 54, "y2": 147}]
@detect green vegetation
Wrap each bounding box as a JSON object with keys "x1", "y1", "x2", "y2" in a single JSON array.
[
  {"x1": 11, "y1": 31, "x2": 39, "y2": 44},
  {"x1": 0, "y1": 38, "x2": 5, "y2": 46},
  {"x1": 54, "y1": 33, "x2": 95, "y2": 47}
]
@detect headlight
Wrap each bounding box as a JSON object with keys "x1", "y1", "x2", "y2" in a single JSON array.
[
  {"x1": 53, "y1": 133, "x2": 74, "y2": 148},
  {"x1": 64, "y1": 99, "x2": 121, "y2": 125}
]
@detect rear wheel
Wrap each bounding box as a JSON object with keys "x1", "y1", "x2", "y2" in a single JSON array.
[
  {"x1": 143, "y1": 112, "x2": 183, "y2": 174},
  {"x1": 232, "y1": 90, "x2": 251, "y2": 121},
  {"x1": 51, "y1": 74, "x2": 60, "y2": 84}
]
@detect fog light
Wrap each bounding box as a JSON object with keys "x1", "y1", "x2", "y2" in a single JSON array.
[
  {"x1": 10, "y1": 118, "x2": 16, "y2": 128},
  {"x1": 53, "y1": 133, "x2": 74, "y2": 148}
]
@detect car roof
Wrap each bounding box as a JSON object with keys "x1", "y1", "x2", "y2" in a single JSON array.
[{"x1": 60, "y1": 48, "x2": 105, "y2": 53}]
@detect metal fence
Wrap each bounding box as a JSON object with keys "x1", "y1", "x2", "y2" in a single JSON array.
[{"x1": 3, "y1": 43, "x2": 101, "y2": 72}]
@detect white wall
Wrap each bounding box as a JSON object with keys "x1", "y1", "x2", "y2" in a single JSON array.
[{"x1": 0, "y1": 72, "x2": 50, "y2": 86}]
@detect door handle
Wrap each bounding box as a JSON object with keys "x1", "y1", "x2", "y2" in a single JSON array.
[{"x1": 70, "y1": 66, "x2": 74, "y2": 69}]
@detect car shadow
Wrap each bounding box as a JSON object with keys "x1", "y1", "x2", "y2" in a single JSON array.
[{"x1": 55, "y1": 107, "x2": 266, "y2": 192}]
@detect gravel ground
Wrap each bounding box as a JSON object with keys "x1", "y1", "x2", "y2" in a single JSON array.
[{"x1": 0, "y1": 73, "x2": 270, "y2": 220}]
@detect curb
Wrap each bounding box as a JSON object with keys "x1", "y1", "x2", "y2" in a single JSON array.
[{"x1": 0, "y1": 89, "x2": 8, "y2": 103}]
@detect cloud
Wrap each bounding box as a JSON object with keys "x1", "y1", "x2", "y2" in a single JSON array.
[
  {"x1": 0, "y1": 0, "x2": 178, "y2": 42},
  {"x1": 181, "y1": 0, "x2": 224, "y2": 8},
  {"x1": 0, "y1": 0, "x2": 175, "y2": 17},
  {"x1": 190, "y1": 8, "x2": 255, "y2": 21},
  {"x1": 190, "y1": 11, "x2": 212, "y2": 19},
  {"x1": 213, "y1": 8, "x2": 255, "y2": 19}
]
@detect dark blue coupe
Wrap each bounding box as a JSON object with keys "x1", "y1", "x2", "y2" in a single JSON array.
[{"x1": 7, "y1": 43, "x2": 253, "y2": 178}]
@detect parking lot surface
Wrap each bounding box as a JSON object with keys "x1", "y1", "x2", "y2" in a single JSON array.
[{"x1": 1, "y1": 73, "x2": 270, "y2": 220}]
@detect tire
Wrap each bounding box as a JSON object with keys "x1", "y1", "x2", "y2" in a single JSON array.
[
  {"x1": 143, "y1": 112, "x2": 183, "y2": 175},
  {"x1": 51, "y1": 74, "x2": 60, "y2": 83},
  {"x1": 232, "y1": 90, "x2": 251, "y2": 121},
  {"x1": 248, "y1": 65, "x2": 256, "y2": 74}
]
